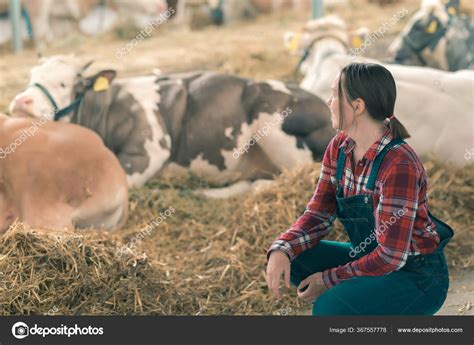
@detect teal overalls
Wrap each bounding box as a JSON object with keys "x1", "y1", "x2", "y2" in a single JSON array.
[{"x1": 290, "y1": 139, "x2": 454, "y2": 315}]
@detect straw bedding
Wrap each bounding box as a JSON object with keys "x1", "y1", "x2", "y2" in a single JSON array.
[{"x1": 0, "y1": 159, "x2": 472, "y2": 315}]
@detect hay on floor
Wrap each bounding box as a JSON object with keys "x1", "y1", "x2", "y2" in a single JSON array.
[
  {"x1": 0, "y1": 223, "x2": 194, "y2": 315},
  {"x1": 0, "y1": 159, "x2": 472, "y2": 315}
]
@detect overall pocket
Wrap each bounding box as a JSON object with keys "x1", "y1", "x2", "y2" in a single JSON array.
[
  {"x1": 404, "y1": 255, "x2": 449, "y2": 298},
  {"x1": 338, "y1": 217, "x2": 376, "y2": 257}
]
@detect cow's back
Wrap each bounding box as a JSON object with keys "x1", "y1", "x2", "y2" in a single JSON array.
[{"x1": 0, "y1": 115, "x2": 128, "y2": 231}]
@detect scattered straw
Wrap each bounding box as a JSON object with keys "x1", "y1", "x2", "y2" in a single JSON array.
[{"x1": 0, "y1": 159, "x2": 472, "y2": 315}]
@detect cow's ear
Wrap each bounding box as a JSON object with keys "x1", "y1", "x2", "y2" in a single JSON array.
[
  {"x1": 349, "y1": 27, "x2": 368, "y2": 49},
  {"x1": 91, "y1": 70, "x2": 117, "y2": 93},
  {"x1": 425, "y1": 18, "x2": 438, "y2": 33},
  {"x1": 443, "y1": 0, "x2": 459, "y2": 15},
  {"x1": 284, "y1": 31, "x2": 300, "y2": 52},
  {"x1": 81, "y1": 60, "x2": 94, "y2": 73}
]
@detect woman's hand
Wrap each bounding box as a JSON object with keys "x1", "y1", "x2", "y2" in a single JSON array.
[
  {"x1": 266, "y1": 250, "x2": 291, "y2": 299},
  {"x1": 297, "y1": 272, "x2": 327, "y2": 302}
]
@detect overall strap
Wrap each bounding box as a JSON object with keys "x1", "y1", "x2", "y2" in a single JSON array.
[
  {"x1": 335, "y1": 146, "x2": 347, "y2": 185},
  {"x1": 366, "y1": 139, "x2": 405, "y2": 191}
]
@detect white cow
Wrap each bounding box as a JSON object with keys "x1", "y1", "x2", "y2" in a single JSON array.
[{"x1": 285, "y1": 16, "x2": 474, "y2": 166}]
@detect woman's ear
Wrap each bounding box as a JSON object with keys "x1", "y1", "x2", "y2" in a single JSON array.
[{"x1": 352, "y1": 98, "x2": 366, "y2": 115}]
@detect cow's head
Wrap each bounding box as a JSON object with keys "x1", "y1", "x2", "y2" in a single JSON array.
[
  {"x1": 284, "y1": 16, "x2": 367, "y2": 74},
  {"x1": 388, "y1": 0, "x2": 459, "y2": 67},
  {"x1": 9, "y1": 55, "x2": 116, "y2": 121},
  {"x1": 284, "y1": 16, "x2": 349, "y2": 55}
]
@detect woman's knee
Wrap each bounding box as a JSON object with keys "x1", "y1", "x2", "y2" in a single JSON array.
[{"x1": 312, "y1": 289, "x2": 360, "y2": 315}]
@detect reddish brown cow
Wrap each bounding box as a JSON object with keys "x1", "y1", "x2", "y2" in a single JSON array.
[{"x1": 0, "y1": 113, "x2": 128, "y2": 233}]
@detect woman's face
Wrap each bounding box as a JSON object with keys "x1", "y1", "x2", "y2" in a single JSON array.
[{"x1": 326, "y1": 74, "x2": 356, "y2": 131}]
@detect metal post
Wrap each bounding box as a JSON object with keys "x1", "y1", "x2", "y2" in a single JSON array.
[
  {"x1": 9, "y1": 0, "x2": 23, "y2": 53},
  {"x1": 311, "y1": 0, "x2": 323, "y2": 19}
]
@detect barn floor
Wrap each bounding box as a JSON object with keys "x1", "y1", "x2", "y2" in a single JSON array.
[
  {"x1": 437, "y1": 270, "x2": 473, "y2": 315},
  {"x1": 0, "y1": 0, "x2": 472, "y2": 316}
]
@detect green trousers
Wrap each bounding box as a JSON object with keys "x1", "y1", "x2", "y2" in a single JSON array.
[{"x1": 290, "y1": 240, "x2": 450, "y2": 315}]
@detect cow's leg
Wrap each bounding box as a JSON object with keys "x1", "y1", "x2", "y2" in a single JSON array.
[
  {"x1": 189, "y1": 143, "x2": 279, "y2": 198},
  {"x1": 21, "y1": 199, "x2": 125, "y2": 231},
  {"x1": 194, "y1": 179, "x2": 275, "y2": 199},
  {"x1": 72, "y1": 201, "x2": 127, "y2": 230},
  {"x1": 65, "y1": 0, "x2": 82, "y2": 19},
  {"x1": 173, "y1": 0, "x2": 187, "y2": 24},
  {"x1": 26, "y1": 0, "x2": 54, "y2": 51},
  {"x1": 72, "y1": 186, "x2": 128, "y2": 230}
]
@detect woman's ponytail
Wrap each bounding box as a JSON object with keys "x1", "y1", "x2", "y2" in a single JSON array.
[{"x1": 386, "y1": 115, "x2": 410, "y2": 140}]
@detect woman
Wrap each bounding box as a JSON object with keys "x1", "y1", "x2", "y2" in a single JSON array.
[{"x1": 266, "y1": 62, "x2": 454, "y2": 315}]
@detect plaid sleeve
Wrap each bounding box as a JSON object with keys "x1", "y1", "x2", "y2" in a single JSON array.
[
  {"x1": 322, "y1": 161, "x2": 420, "y2": 288},
  {"x1": 267, "y1": 135, "x2": 340, "y2": 262}
]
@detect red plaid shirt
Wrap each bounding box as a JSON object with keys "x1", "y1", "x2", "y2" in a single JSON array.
[{"x1": 268, "y1": 129, "x2": 440, "y2": 288}]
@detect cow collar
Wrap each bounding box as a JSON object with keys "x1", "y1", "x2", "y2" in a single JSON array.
[
  {"x1": 32, "y1": 83, "x2": 88, "y2": 121},
  {"x1": 294, "y1": 34, "x2": 349, "y2": 76}
]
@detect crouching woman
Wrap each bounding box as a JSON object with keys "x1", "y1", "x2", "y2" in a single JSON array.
[{"x1": 265, "y1": 62, "x2": 454, "y2": 315}]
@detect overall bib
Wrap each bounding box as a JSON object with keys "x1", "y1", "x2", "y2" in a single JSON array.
[{"x1": 290, "y1": 139, "x2": 454, "y2": 315}]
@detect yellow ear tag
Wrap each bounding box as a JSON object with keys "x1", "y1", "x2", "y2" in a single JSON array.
[
  {"x1": 447, "y1": 7, "x2": 456, "y2": 15},
  {"x1": 93, "y1": 76, "x2": 109, "y2": 92},
  {"x1": 351, "y1": 35, "x2": 363, "y2": 49},
  {"x1": 289, "y1": 32, "x2": 302, "y2": 53},
  {"x1": 426, "y1": 20, "x2": 438, "y2": 34}
]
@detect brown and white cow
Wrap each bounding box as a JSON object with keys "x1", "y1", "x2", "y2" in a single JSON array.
[
  {"x1": 9, "y1": 56, "x2": 334, "y2": 195},
  {"x1": 0, "y1": 113, "x2": 128, "y2": 233},
  {"x1": 285, "y1": 16, "x2": 474, "y2": 166}
]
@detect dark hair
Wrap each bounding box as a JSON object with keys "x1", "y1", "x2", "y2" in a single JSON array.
[{"x1": 337, "y1": 62, "x2": 410, "y2": 140}]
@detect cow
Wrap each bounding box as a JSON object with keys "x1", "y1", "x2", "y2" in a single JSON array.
[
  {"x1": 9, "y1": 56, "x2": 335, "y2": 197},
  {"x1": 0, "y1": 113, "x2": 128, "y2": 234},
  {"x1": 51, "y1": 0, "x2": 170, "y2": 36},
  {"x1": 284, "y1": 16, "x2": 474, "y2": 166},
  {"x1": 0, "y1": 0, "x2": 169, "y2": 49},
  {"x1": 388, "y1": 0, "x2": 474, "y2": 71}
]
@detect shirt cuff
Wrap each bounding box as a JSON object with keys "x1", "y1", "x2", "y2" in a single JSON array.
[
  {"x1": 266, "y1": 240, "x2": 296, "y2": 262},
  {"x1": 322, "y1": 268, "x2": 339, "y2": 289}
]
